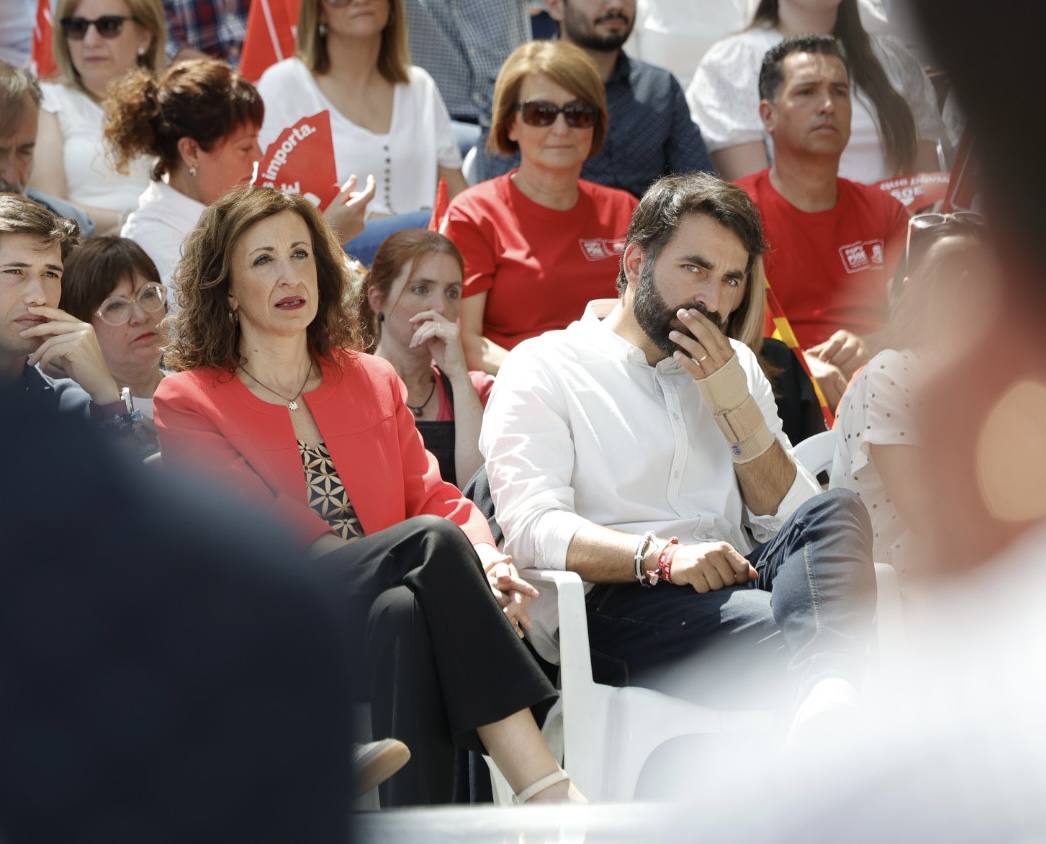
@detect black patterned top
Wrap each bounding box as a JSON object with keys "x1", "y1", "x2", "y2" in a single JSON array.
[{"x1": 298, "y1": 441, "x2": 364, "y2": 541}]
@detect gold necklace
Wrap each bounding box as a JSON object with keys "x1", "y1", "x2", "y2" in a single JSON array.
[{"x1": 239, "y1": 363, "x2": 313, "y2": 411}]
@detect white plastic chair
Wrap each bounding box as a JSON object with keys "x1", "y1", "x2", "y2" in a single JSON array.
[{"x1": 793, "y1": 429, "x2": 838, "y2": 479}]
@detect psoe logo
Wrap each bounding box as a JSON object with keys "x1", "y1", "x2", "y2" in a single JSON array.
[
  {"x1": 579, "y1": 238, "x2": 627, "y2": 262},
  {"x1": 838, "y1": 239, "x2": 885, "y2": 274}
]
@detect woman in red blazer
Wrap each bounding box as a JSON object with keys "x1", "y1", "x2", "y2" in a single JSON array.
[{"x1": 153, "y1": 187, "x2": 581, "y2": 807}]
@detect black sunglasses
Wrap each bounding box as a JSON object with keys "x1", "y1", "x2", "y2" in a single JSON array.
[
  {"x1": 516, "y1": 99, "x2": 597, "y2": 129},
  {"x1": 60, "y1": 15, "x2": 138, "y2": 40}
]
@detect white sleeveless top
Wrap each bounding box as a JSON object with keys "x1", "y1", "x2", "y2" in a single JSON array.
[{"x1": 41, "y1": 82, "x2": 153, "y2": 213}]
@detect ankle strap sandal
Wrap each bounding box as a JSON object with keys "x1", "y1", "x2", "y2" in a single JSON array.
[{"x1": 513, "y1": 769, "x2": 570, "y2": 804}]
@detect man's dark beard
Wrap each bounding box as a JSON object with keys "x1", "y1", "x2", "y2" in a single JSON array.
[
  {"x1": 632, "y1": 259, "x2": 725, "y2": 358},
  {"x1": 561, "y1": 4, "x2": 634, "y2": 52}
]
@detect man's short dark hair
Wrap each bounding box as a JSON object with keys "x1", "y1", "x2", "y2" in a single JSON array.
[
  {"x1": 617, "y1": 172, "x2": 765, "y2": 295},
  {"x1": 0, "y1": 193, "x2": 80, "y2": 259},
  {"x1": 0, "y1": 60, "x2": 42, "y2": 138},
  {"x1": 758, "y1": 34, "x2": 849, "y2": 102}
]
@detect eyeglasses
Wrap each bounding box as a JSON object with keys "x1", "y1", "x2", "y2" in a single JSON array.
[
  {"x1": 60, "y1": 15, "x2": 139, "y2": 40},
  {"x1": 96, "y1": 283, "x2": 167, "y2": 326},
  {"x1": 515, "y1": 99, "x2": 597, "y2": 129}
]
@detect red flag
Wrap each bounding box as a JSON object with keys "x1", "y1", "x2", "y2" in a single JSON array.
[
  {"x1": 254, "y1": 110, "x2": 340, "y2": 210},
  {"x1": 428, "y1": 179, "x2": 450, "y2": 231},
  {"x1": 31, "y1": 0, "x2": 57, "y2": 80},
  {"x1": 240, "y1": 0, "x2": 300, "y2": 82}
]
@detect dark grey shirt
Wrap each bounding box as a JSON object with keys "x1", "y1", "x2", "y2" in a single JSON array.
[{"x1": 473, "y1": 51, "x2": 714, "y2": 197}]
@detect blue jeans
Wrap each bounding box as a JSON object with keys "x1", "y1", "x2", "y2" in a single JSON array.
[
  {"x1": 584, "y1": 489, "x2": 875, "y2": 706},
  {"x1": 344, "y1": 209, "x2": 433, "y2": 267}
]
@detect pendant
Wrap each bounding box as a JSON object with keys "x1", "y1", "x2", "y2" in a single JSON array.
[{"x1": 288, "y1": 400, "x2": 299, "y2": 411}]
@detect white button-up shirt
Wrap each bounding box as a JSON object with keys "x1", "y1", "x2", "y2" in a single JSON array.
[{"x1": 480, "y1": 301, "x2": 821, "y2": 578}]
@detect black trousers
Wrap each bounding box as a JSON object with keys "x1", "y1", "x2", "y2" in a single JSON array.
[{"x1": 314, "y1": 515, "x2": 557, "y2": 806}]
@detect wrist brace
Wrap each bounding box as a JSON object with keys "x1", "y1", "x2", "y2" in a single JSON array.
[{"x1": 695, "y1": 355, "x2": 776, "y2": 464}]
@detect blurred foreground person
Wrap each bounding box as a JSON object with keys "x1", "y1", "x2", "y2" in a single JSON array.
[
  {"x1": 642, "y1": 1, "x2": 1046, "y2": 837},
  {"x1": 154, "y1": 186, "x2": 582, "y2": 807},
  {"x1": 0, "y1": 383, "x2": 355, "y2": 844},
  {"x1": 830, "y1": 212, "x2": 990, "y2": 587}
]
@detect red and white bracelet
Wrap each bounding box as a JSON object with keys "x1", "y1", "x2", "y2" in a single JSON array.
[{"x1": 645, "y1": 537, "x2": 680, "y2": 586}]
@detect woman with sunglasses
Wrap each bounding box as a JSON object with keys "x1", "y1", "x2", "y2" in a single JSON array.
[
  {"x1": 829, "y1": 213, "x2": 988, "y2": 588},
  {"x1": 256, "y1": 0, "x2": 464, "y2": 264},
  {"x1": 58, "y1": 235, "x2": 168, "y2": 453},
  {"x1": 28, "y1": 0, "x2": 165, "y2": 236},
  {"x1": 439, "y1": 41, "x2": 638, "y2": 375}
]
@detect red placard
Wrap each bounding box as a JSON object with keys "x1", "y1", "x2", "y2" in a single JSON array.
[
  {"x1": 875, "y1": 172, "x2": 950, "y2": 214},
  {"x1": 254, "y1": 111, "x2": 339, "y2": 210}
]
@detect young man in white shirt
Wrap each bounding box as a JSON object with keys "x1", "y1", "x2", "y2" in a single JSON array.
[{"x1": 480, "y1": 172, "x2": 875, "y2": 724}]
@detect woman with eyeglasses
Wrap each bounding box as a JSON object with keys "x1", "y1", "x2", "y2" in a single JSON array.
[
  {"x1": 256, "y1": 0, "x2": 464, "y2": 263},
  {"x1": 439, "y1": 41, "x2": 638, "y2": 375},
  {"x1": 829, "y1": 213, "x2": 989, "y2": 588},
  {"x1": 28, "y1": 0, "x2": 165, "y2": 236},
  {"x1": 58, "y1": 235, "x2": 168, "y2": 452}
]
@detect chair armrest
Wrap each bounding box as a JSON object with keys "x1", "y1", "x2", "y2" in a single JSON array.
[{"x1": 519, "y1": 568, "x2": 594, "y2": 686}]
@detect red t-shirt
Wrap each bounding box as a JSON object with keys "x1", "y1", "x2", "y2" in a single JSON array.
[
  {"x1": 440, "y1": 172, "x2": 638, "y2": 350},
  {"x1": 736, "y1": 169, "x2": 909, "y2": 349}
]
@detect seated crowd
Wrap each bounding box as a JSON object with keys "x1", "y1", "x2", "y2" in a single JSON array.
[{"x1": 2, "y1": 0, "x2": 979, "y2": 813}]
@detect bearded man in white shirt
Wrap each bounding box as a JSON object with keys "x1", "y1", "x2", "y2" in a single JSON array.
[{"x1": 480, "y1": 172, "x2": 875, "y2": 723}]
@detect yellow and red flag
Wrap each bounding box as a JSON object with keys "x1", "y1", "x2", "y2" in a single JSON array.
[{"x1": 764, "y1": 283, "x2": 835, "y2": 429}]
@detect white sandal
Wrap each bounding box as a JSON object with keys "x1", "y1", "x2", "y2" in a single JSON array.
[{"x1": 513, "y1": 769, "x2": 571, "y2": 804}]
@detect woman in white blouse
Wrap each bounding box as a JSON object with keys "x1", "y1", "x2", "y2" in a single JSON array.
[
  {"x1": 688, "y1": 0, "x2": 944, "y2": 184},
  {"x1": 28, "y1": 0, "x2": 164, "y2": 235},
  {"x1": 257, "y1": 0, "x2": 465, "y2": 233},
  {"x1": 830, "y1": 214, "x2": 988, "y2": 583}
]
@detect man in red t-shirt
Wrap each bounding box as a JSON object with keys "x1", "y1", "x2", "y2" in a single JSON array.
[{"x1": 735, "y1": 35, "x2": 909, "y2": 408}]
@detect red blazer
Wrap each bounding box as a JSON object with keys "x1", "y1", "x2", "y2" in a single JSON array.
[{"x1": 154, "y1": 350, "x2": 494, "y2": 547}]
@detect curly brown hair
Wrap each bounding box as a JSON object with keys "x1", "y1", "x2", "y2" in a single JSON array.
[
  {"x1": 105, "y1": 58, "x2": 264, "y2": 180},
  {"x1": 164, "y1": 186, "x2": 363, "y2": 372}
]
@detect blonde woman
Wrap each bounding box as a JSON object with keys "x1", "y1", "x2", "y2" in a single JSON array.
[
  {"x1": 29, "y1": 0, "x2": 165, "y2": 235},
  {"x1": 257, "y1": 0, "x2": 464, "y2": 228}
]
